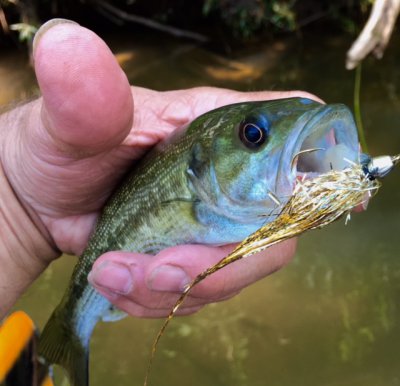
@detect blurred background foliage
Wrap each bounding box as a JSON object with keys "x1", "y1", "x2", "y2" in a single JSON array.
[{"x1": 0, "y1": 0, "x2": 376, "y2": 48}]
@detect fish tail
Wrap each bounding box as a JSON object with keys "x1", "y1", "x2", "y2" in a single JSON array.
[{"x1": 38, "y1": 304, "x2": 88, "y2": 386}]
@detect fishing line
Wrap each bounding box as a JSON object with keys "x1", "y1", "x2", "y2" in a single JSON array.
[{"x1": 354, "y1": 64, "x2": 368, "y2": 152}]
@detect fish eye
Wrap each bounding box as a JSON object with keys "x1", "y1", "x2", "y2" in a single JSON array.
[{"x1": 239, "y1": 120, "x2": 269, "y2": 149}]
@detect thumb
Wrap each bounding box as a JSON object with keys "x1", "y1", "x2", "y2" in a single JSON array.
[{"x1": 33, "y1": 19, "x2": 133, "y2": 155}]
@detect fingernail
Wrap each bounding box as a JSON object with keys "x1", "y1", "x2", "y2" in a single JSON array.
[
  {"x1": 32, "y1": 18, "x2": 79, "y2": 56},
  {"x1": 149, "y1": 265, "x2": 190, "y2": 292},
  {"x1": 88, "y1": 261, "x2": 133, "y2": 295}
]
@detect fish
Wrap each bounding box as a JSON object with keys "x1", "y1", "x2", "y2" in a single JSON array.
[{"x1": 38, "y1": 97, "x2": 360, "y2": 386}]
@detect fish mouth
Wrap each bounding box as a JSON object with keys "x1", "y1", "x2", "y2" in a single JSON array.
[{"x1": 277, "y1": 104, "x2": 359, "y2": 199}]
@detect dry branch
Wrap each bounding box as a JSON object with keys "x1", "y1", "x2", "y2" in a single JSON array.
[{"x1": 92, "y1": 0, "x2": 208, "y2": 43}]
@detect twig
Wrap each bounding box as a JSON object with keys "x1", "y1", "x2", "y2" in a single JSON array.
[
  {"x1": 93, "y1": 0, "x2": 208, "y2": 43},
  {"x1": 296, "y1": 10, "x2": 327, "y2": 28}
]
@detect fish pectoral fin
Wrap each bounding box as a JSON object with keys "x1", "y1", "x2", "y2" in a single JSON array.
[{"x1": 101, "y1": 306, "x2": 127, "y2": 322}]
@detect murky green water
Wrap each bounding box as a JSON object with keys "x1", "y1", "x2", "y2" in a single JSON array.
[{"x1": 2, "y1": 30, "x2": 400, "y2": 386}]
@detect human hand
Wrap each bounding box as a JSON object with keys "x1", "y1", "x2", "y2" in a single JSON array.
[{"x1": 0, "y1": 19, "x2": 319, "y2": 319}]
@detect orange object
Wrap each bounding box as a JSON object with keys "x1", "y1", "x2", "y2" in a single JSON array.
[
  {"x1": 41, "y1": 375, "x2": 54, "y2": 386},
  {"x1": 0, "y1": 311, "x2": 54, "y2": 386},
  {"x1": 0, "y1": 311, "x2": 34, "y2": 382}
]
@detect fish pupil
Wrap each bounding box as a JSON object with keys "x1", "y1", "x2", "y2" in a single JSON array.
[{"x1": 240, "y1": 121, "x2": 268, "y2": 149}]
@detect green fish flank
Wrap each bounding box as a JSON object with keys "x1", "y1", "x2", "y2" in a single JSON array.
[{"x1": 38, "y1": 98, "x2": 361, "y2": 386}]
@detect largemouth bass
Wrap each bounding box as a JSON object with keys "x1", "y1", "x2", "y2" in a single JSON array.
[{"x1": 38, "y1": 98, "x2": 360, "y2": 386}]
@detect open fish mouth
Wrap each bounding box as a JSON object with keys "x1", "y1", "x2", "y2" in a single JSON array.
[{"x1": 277, "y1": 104, "x2": 360, "y2": 197}]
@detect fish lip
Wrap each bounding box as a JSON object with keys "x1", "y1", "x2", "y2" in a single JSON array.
[{"x1": 275, "y1": 104, "x2": 360, "y2": 201}]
